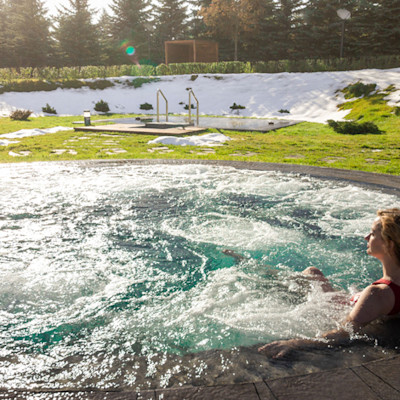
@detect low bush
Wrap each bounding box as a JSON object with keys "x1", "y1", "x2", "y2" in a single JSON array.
[
  {"x1": 184, "y1": 104, "x2": 195, "y2": 110},
  {"x1": 1, "y1": 55, "x2": 400, "y2": 83},
  {"x1": 0, "y1": 80, "x2": 57, "y2": 94},
  {"x1": 127, "y1": 77, "x2": 160, "y2": 88},
  {"x1": 61, "y1": 80, "x2": 85, "y2": 89},
  {"x1": 155, "y1": 63, "x2": 170, "y2": 76},
  {"x1": 140, "y1": 102, "x2": 153, "y2": 110},
  {"x1": 10, "y1": 109, "x2": 32, "y2": 120},
  {"x1": 327, "y1": 120, "x2": 382, "y2": 135},
  {"x1": 279, "y1": 109, "x2": 290, "y2": 113},
  {"x1": 343, "y1": 82, "x2": 377, "y2": 99},
  {"x1": 94, "y1": 100, "x2": 110, "y2": 113},
  {"x1": 86, "y1": 80, "x2": 114, "y2": 90},
  {"x1": 230, "y1": 103, "x2": 246, "y2": 110},
  {"x1": 42, "y1": 103, "x2": 57, "y2": 114}
]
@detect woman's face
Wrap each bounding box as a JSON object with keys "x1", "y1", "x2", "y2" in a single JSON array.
[{"x1": 364, "y1": 218, "x2": 387, "y2": 260}]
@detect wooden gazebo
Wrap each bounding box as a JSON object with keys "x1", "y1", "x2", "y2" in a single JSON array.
[{"x1": 164, "y1": 40, "x2": 218, "y2": 65}]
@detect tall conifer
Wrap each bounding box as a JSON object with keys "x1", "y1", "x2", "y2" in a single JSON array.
[
  {"x1": 3, "y1": 0, "x2": 51, "y2": 69},
  {"x1": 55, "y1": 0, "x2": 101, "y2": 66},
  {"x1": 153, "y1": 0, "x2": 188, "y2": 62},
  {"x1": 109, "y1": 0, "x2": 151, "y2": 63}
]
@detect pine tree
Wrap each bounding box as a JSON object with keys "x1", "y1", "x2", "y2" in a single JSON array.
[
  {"x1": 2, "y1": 0, "x2": 52, "y2": 69},
  {"x1": 0, "y1": 0, "x2": 9, "y2": 67},
  {"x1": 366, "y1": 0, "x2": 400, "y2": 55},
  {"x1": 55, "y1": 0, "x2": 101, "y2": 67},
  {"x1": 298, "y1": 0, "x2": 356, "y2": 59},
  {"x1": 153, "y1": 0, "x2": 188, "y2": 62},
  {"x1": 109, "y1": 0, "x2": 151, "y2": 63},
  {"x1": 268, "y1": 0, "x2": 305, "y2": 60},
  {"x1": 97, "y1": 10, "x2": 119, "y2": 65},
  {"x1": 154, "y1": 0, "x2": 188, "y2": 41},
  {"x1": 186, "y1": 0, "x2": 212, "y2": 39},
  {"x1": 240, "y1": 0, "x2": 275, "y2": 61}
]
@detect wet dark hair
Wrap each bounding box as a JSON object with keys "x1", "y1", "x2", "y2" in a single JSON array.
[{"x1": 377, "y1": 208, "x2": 400, "y2": 263}]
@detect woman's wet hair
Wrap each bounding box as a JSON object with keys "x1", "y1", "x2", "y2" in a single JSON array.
[{"x1": 377, "y1": 208, "x2": 400, "y2": 263}]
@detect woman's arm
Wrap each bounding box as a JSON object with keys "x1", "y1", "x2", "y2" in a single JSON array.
[{"x1": 258, "y1": 284, "x2": 394, "y2": 359}]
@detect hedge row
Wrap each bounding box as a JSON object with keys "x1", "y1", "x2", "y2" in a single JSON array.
[{"x1": 1, "y1": 55, "x2": 399, "y2": 83}]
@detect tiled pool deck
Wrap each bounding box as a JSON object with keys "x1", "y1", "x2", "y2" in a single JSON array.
[
  {"x1": 2, "y1": 160, "x2": 399, "y2": 399},
  {"x1": 1, "y1": 355, "x2": 399, "y2": 399}
]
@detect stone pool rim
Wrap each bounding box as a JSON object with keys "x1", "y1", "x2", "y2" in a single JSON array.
[{"x1": 7, "y1": 159, "x2": 399, "y2": 196}]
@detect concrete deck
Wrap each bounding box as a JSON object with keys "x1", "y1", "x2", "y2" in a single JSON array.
[
  {"x1": 73, "y1": 116, "x2": 301, "y2": 135},
  {"x1": 74, "y1": 124, "x2": 207, "y2": 136},
  {"x1": 1, "y1": 355, "x2": 399, "y2": 399}
]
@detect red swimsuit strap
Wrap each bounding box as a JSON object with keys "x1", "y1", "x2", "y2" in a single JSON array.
[{"x1": 372, "y1": 278, "x2": 400, "y2": 315}]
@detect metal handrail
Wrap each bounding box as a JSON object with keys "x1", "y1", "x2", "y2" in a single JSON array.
[
  {"x1": 157, "y1": 89, "x2": 168, "y2": 122},
  {"x1": 188, "y1": 89, "x2": 199, "y2": 126}
]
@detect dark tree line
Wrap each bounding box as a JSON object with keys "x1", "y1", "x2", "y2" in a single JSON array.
[{"x1": 0, "y1": 0, "x2": 399, "y2": 69}]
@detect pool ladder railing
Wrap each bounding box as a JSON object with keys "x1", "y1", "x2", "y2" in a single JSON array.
[
  {"x1": 188, "y1": 89, "x2": 199, "y2": 126},
  {"x1": 156, "y1": 89, "x2": 200, "y2": 126},
  {"x1": 157, "y1": 89, "x2": 168, "y2": 122}
]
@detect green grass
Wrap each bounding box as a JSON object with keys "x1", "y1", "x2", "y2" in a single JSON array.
[{"x1": 1, "y1": 89, "x2": 399, "y2": 174}]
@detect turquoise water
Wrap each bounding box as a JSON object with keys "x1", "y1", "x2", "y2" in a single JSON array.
[{"x1": 0, "y1": 162, "x2": 398, "y2": 389}]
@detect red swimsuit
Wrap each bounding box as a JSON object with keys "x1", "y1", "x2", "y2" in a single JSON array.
[
  {"x1": 372, "y1": 279, "x2": 400, "y2": 315},
  {"x1": 351, "y1": 278, "x2": 400, "y2": 315}
]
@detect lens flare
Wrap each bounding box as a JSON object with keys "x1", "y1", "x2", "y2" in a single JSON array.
[
  {"x1": 126, "y1": 46, "x2": 135, "y2": 56},
  {"x1": 119, "y1": 39, "x2": 140, "y2": 66}
]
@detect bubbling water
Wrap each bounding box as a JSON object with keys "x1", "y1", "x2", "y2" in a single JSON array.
[{"x1": 0, "y1": 162, "x2": 398, "y2": 390}]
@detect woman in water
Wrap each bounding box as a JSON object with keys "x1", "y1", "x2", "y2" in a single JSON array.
[{"x1": 258, "y1": 208, "x2": 400, "y2": 359}]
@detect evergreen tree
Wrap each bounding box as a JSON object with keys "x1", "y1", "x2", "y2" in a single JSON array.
[
  {"x1": 2, "y1": 0, "x2": 52, "y2": 69},
  {"x1": 298, "y1": 0, "x2": 356, "y2": 59},
  {"x1": 240, "y1": 0, "x2": 276, "y2": 61},
  {"x1": 153, "y1": 0, "x2": 188, "y2": 62},
  {"x1": 0, "y1": 0, "x2": 9, "y2": 67},
  {"x1": 55, "y1": 0, "x2": 101, "y2": 66},
  {"x1": 109, "y1": 0, "x2": 151, "y2": 63},
  {"x1": 97, "y1": 10, "x2": 119, "y2": 65},
  {"x1": 366, "y1": 0, "x2": 400, "y2": 55},
  {"x1": 268, "y1": 0, "x2": 305, "y2": 60},
  {"x1": 186, "y1": 0, "x2": 212, "y2": 39}
]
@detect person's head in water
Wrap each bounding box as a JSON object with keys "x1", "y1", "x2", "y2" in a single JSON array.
[{"x1": 376, "y1": 208, "x2": 400, "y2": 263}]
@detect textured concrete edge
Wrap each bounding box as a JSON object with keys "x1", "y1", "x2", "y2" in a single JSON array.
[{"x1": 40, "y1": 158, "x2": 400, "y2": 196}]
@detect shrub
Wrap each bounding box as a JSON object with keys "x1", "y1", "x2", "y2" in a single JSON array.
[
  {"x1": 10, "y1": 109, "x2": 32, "y2": 120},
  {"x1": 0, "y1": 80, "x2": 57, "y2": 94},
  {"x1": 127, "y1": 77, "x2": 160, "y2": 88},
  {"x1": 279, "y1": 109, "x2": 290, "y2": 113},
  {"x1": 86, "y1": 80, "x2": 114, "y2": 90},
  {"x1": 190, "y1": 74, "x2": 198, "y2": 81},
  {"x1": 94, "y1": 100, "x2": 110, "y2": 113},
  {"x1": 394, "y1": 107, "x2": 400, "y2": 116},
  {"x1": 156, "y1": 63, "x2": 170, "y2": 75},
  {"x1": 140, "y1": 102, "x2": 153, "y2": 110},
  {"x1": 184, "y1": 104, "x2": 195, "y2": 110},
  {"x1": 327, "y1": 120, "x2": 382, "y2": 135},
  {"x1": 343, "y1": 82, "x2": 377, "y2": 99},
  {"x1": 60, "y1": 80, "x2": 85, "y2": 89},
  {"x1": 42, "y1": 103, "x2": 57, "y2": 114},
  {"x1": 230, "y1": 102, "x2": 246, "y2": 110}
]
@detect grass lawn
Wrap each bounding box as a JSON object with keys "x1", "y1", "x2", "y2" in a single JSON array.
[{"x1": 0, "y1": 89, "x2": 399, "y2": 175}]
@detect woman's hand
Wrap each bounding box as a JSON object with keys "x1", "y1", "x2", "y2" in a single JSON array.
[
  {"x1": 258, "y1": 328, "x2": 354, "y2": 360},
  {"x1": 258, "y1": 339, "x2": 306, "y2": 359}
]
